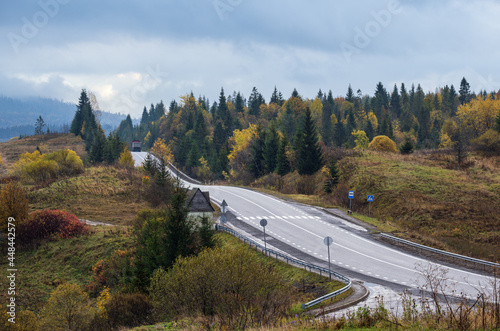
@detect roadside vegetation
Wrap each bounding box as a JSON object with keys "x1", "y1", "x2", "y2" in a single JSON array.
[
  {"x1": 1, "y1": 82, "x2": 499, "y2": 329},
  {"x1": 249, "y1": 149, "x2": 500, "y2": 262}
]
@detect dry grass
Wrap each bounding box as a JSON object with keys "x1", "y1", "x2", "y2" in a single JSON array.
[
  {"x1": 345, "y1": 151, "x2": 500, "y2": 261},
  {"x1": 251, "y1": 150, "x2": 500, "y2": 262},
  {"x1": 0, "y1": 133, "x2": 86, "y2": 176},
  {"x1": 27, "y1": 166, "x2": 147, "y2": 225}
]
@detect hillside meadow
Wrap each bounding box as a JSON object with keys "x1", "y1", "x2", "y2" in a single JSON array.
[{"x1": 252, "y1": 150, "x2": 500, "y2": 262}]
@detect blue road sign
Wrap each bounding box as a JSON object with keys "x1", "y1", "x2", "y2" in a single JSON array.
[
  {"x1": 367, "y1": 195, "x2": 374, "y2": 202},
  {"x1": 348, "y1": 191, "x2": 354, "y2": 199}
]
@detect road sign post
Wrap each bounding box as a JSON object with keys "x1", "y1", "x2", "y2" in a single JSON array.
[
  {"x1": 221, "y1": 200, "x2": 228, "y2": 214},
  {"x1": 367, "y1": 195, "x2": 374, "y2": 217},
  {"x1": 323, "y1": 236, "x2": 333, "y2": 280},
  {"x1": 260, "y1": 219, "x2": 268, "y2": 256},
  {"x1": 220, "y1": 200, "x2": 228, "y2": 224},
  {"x1": 348, "y1": 191, "x2": 354, "y2": 211}
]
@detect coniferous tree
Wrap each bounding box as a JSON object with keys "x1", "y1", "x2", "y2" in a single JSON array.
[
  {"x1": 449, "y1": 84, "x2": 458, "y2": 114},
  {"x1": 495, "y1": 108, "x2": 500, "y2": 133},
  {"x1": 116, "y1": 114, "x2": 134, "y2": 144},
  {"x1": 346, "y1": 84, "x2": 354, "y2": 103},
  {"x1": 323, "y1": 161, "x2": 340, "y2": 194},
  {"x1": 169, "y1": 100, "x2": 179, "y2": 114},
  {"x1": 373, "y1": 82, "x2": 389, "y2": 120},
  {"x1": 212, "y1": 120, "x2": 226, "y2": 153},
  {"x1": 414, "y1": 84, "x2": 430, "y2": 145},
  {"x1": 399, "y1": 139, "x2": 414, "y2": 154},
  {"x1": 140, "y1": 107, "x2": 149, "y2": 126},
  {"x1": 248, "y1": 87, "x2": 264, "y2": 116},
  {"x1": 216, "y1": 87, "x2": 229, "y2": 120},
  {"x1": 34, "y1": 115, "x2": 45, "y2": 135},
  {"x1": 459, "y1": 77, "x2": 471, "y2": 105},
  {"x1": 365, "y1": 120, "x2": 375, "y2": 141},
  {"x1": 321, "y1": 94, "x2": 334, "y2": 146},
  {"x1": 270, "y1": 86, "x2": 283, "y2": 105},
  {"x1": 279, "y1": 102, "x2": 296, "y2": 143},
  {"x1": 317, "y1": 89, "x2": 324, "y2": 101},
  {"x1": 194, "y1": 111, "x2": 208, "y2": 153},
  {"x1": 334, "y1": 120, "x2": 346, "y2": 147},
  {"x1": 234, "y1": 92, "x2": 244, "y2": 113},
  {"x1": 70, "y1": 89, "x2": 100, "y2": 152},
  {"x1": 276, "y1": 136, "x2": 290, "y2": 176},
  {"x1": 104, "y1": 132, "x2": 125, "y2": 164},
  {"x1": 390, "y1": 84, "x2": 401, "y2": 118},
  {"x1": 89, "y1": 128, "x2": 107, "y2": 163},
  {"x1": 263, "y1": 121, "x2": 279, "y2": 173},
  {"x1": 70, "y1": 90, "x2": 89, "y2": 136},
  {"x1": 297, "y1": 108, "x2": 323, "y2": 175},
  {"x1": 248, "y1": 130, "x2": 265, "y2": 178}
]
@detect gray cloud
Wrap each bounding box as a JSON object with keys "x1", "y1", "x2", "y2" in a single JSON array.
[{"x1": 1, "y1": 0, "x2": 499, "y2": 117}]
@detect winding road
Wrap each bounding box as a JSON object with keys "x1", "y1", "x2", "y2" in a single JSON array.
[{"x1": 132, "y1": 152, "x2": 495, "y2": 301}]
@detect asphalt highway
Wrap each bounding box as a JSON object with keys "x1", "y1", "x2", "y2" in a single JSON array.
[{"x1": 132, "y1": 152, "x2": 495, "y2": 300}]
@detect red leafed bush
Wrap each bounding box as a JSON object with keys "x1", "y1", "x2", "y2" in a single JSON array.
[{"x1": 17, "y1": 209, "x2": 89, "y2": 247}]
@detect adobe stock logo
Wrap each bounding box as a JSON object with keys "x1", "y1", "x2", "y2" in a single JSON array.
[
  {"x1": 7, "y1": 0, "x2": 71, "y2": 54},
  {"x1": 340, "y1": 0, "x2": 402, "y2": 63},
  {"x1": 213, "y1": 0, "x2": 243, "y2": 21}
]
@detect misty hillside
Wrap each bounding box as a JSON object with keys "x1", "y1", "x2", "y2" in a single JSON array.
[{"x1": 0, "y1": 96, "x2": 131, "y2": 139}]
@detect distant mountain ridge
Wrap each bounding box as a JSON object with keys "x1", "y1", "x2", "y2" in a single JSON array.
[{"x1": 0, "y1": 96, "x2": 131, "y2": 140}]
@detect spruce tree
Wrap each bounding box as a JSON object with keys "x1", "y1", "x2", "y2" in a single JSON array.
[
  {"x1": 140, "y1": 107, "x2": 149, "y2": 126},
  {"x1": 459, "y1": 77, "x2": 471, "y2": 105},
  {"x1": 216, "y1": 87, "x2": 228, "y2": 120},
  {"x1": 323, "y1": 161, "x2": 340, "y2": 194},
  {"x1": 373, "y1": 82, "x2": 389, "y2": 119},
  {"x1": 248, "y1": 131, "x2": 265, "y2": 178},
  {"x1": 399, "y1": 139, "x2": 414, "y2": 154},
  {"x1": 321, "y1": 95, "x2": 333, "y2": 146},
  {"x1": 390, "y1": 84, "x2": 401, "y2": 118},
  {"x1": 270, "y1": 86, "x2": 281, "y2": 105},
  {"x1": 334, "y1": 120, "x2": 345, "y2": 147},
  {"x1": 276, "y1": 136, "x2": 290, "y2": 176},
  {"x1": 70, "y1": 89, "x2": 93, "y2": 137},
  {"x1": 34, "y1": 115, "x2": 45, "y2": 135},
  {"x1": 297, "y1": 108, "x2": 323, "y2": 175},
  {"x1": 346, "y1": 84, "x2": 354, "y2": 102},
  {"x1": 248, "y1": 87, "x2": 264, "y2": 116},
  {"x1": 234, "y1": 92, "x2": 244, "y2": 113},
  {"x1": 89, "y1": 128, "x2": 107, "y2": 163},
  {"x1": 494, "y1": 108, "x2": 500, "y2": 133},
  {"x1": 263, "y1": 121, "x2": 279, "y2": 173},
  {"x1": 365, "y1": 120, "x2": 375, "y2": 141}
]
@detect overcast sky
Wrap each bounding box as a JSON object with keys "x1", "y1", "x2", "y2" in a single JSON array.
[{"x1": 1, "y1": 0, "x2": 500, "y2": 117}]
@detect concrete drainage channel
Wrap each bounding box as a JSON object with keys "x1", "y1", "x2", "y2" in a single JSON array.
[{"x1": 215, "y1": 224, "x2": 369, "y2": 313}]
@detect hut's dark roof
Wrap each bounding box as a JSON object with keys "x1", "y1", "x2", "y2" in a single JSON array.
[{"x1": 185, "y1": 188, "x2": 215, "y2": 213}]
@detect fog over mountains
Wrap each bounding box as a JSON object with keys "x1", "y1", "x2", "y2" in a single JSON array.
[{"x1": 0, "y1": 96, "x2": 131, "y2": 140}]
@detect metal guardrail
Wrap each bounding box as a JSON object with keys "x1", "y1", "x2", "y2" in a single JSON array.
[
  {"x1": 215, "y1": 224, "x2": 352, "y2": 309},
  {"x1": 380, "y1": 233, "x2": 500, "y2": 269},
  {"x1": 147, "y1": 152, "x2": 203, "y2": 185}
]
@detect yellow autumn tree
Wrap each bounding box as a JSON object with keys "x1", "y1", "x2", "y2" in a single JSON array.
[
  {"x1": 151, "y1": 137, "x2": 173, "y2": 164},
  {"x1": 118, "y1": 146, "x2": 135, "y2": 169},
  {"x1": 367, "y1": 112, "x2": 379, "y2": 131},
  {"x1": 195, "y1": 156, "x2": 212, "y2": 182},
  {"x1": 352, "y1": 130, "x2": 369, "y2": 150},
  {"x1": 41, "y1": 283, "x2": 95, "y2": 330},
  {"x1": 368, "y1": 135, "x2": 398, "y2": 153},
  {"x1": 457, "y1": 95, "x2": 500, "y2": 139},
  {"x1": 228, "y1": 124, "x2": 259, "y2": 183},
  {"x1": 310, "y1": 97, "x2": 323, "y2": 128}
]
